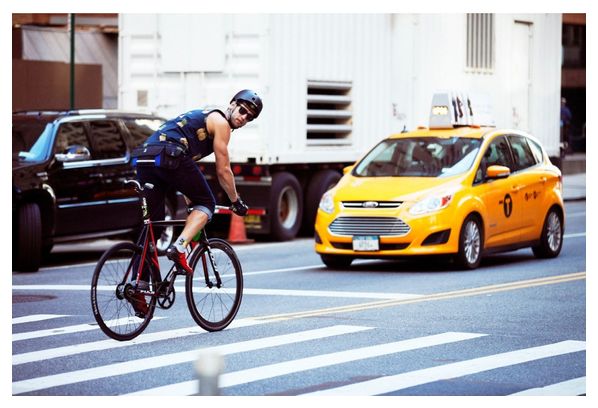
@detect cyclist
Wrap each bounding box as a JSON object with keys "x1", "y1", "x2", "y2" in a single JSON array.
[{"x1": 129, "y1": 90, "x2": 263, "y2": 316}]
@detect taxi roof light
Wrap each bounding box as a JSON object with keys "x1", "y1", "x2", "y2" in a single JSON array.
[{"x1": 429, "y1": 92, "x2": 495, "y2": 130}]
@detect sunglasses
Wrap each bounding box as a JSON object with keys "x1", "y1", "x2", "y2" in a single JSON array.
[{"x1": 238, "y1": 105, "x2": 255, "y2": 122}]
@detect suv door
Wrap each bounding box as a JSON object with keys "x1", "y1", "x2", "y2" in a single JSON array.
[
  {"x1": 87, "y1": 119, "x2": 141, "y2": 231},
  {"x1": 50, "y1": 120, "x2": 106, "y2": 236}
]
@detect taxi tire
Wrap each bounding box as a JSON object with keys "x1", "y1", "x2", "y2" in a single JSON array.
[
  {"x1": 321, "y1": 254, "x2": 353, "y2": 269},
  {"x1": 455, "y1": 215, "x2": 483, "y2": 270},
  {"x1": 532, "y1": 208, "x2": 563, "y2": 259}
]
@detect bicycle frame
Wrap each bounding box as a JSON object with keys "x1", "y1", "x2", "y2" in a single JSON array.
[{"x1": 124, "y1": 180, "x2": 226, "y2": 295}]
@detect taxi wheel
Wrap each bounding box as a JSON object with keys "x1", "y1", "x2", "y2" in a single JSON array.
[
  {"x1": 321, "y1": 254, "x2": 353, "y2": 269},
  {"x1": 532, "y1": 208, "x2": 563, "y2": 258},
  {"x1": 455, "y1": 215, "x2": 483, "y2": 269}
]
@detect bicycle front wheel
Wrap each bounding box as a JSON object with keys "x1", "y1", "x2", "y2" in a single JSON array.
[
  {"x1": 186, "y1": 238, "x2": 243, "y2": 331},
  {"x1": 91, "y1": 242, "x2": 156, "y2": 341}
]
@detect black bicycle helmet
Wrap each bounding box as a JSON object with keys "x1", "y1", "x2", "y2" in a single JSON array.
[{"x1": 231, "y1": 89, "x2": 263, "y2": 119}]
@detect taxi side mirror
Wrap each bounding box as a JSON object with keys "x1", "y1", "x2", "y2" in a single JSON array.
[
  {"x1": 486, "y1": 165, "x2": 511, "y2": 179},
  {"x1": 343, "y1": 165, "x2": 354, "y2": 175}
]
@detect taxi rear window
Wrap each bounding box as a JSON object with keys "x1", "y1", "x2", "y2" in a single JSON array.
[{"x1": 354, "y1": 137, "x2": 481, "y2": 177}]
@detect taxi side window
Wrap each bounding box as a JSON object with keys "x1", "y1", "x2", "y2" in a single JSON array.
[
  {"x1": 508, "y1": 135, "x2": 537, "y2": 171},
  {"x1": 474, "y1": 136, "x2": 513, "y2": 184},
  {"x1": 526, "y1": 138, "x2": 544, "y2": 164}
]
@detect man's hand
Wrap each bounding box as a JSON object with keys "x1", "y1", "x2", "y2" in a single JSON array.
[{"x1": 231, "y1": 197, "x2": 249, "y2": 216}]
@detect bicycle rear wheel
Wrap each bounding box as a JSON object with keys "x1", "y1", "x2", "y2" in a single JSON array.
[
  {"x1": 91, "y1": 242, "x2": 157, "y2": 341},
  {"x1": 185, "y1": 238, "x2": 243, "y2": 331}
]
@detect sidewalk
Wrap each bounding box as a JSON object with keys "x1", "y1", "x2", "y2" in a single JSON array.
[{"x1": 563, "y1": 172, "x2": 586, "y2": 201}]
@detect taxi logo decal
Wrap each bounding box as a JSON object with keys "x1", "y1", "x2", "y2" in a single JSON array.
[{"x1": 503, "y1": 194, "x2": 513, "y2": 218}]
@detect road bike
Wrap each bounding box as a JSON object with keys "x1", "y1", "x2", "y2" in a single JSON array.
[{"x1": 91, "y1": 180, "x2": 243, "y2": 341}]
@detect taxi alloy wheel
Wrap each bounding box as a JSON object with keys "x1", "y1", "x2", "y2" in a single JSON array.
[
  {"x1": 456, "y1": 215, "x2": 482, "y2": 269},
  {"x1": 532, "y1": 208, "x2": 563, "y2": 258}
]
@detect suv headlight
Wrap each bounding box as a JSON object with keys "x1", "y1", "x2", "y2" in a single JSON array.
[
  {"x1": 409, "y1": 191, "x2": 454, "y2": 215},
  {"x1": 319, "y1": 191, "x2": 335, "y2": 214}
]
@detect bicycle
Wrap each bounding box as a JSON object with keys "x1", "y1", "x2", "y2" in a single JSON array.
[{"x1": 90, "y1": 180, "x2": 243, "y2": 341}]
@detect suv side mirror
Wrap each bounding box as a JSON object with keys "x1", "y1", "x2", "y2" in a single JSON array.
[
  {"x1": 486, "y1": 165, "x2": 510, "y2": 179},
  {"x1": 55, "y1": 145, "x2": 91, "y2": 162}
]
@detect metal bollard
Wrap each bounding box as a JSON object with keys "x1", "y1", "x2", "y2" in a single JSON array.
[{"x1": 195, "y1": 350, "x2": 224, "y2": 395}]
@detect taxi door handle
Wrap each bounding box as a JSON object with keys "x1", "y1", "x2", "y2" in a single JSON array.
[
  {"x1": 541, "y1": 177, "x2": 548, "y2": 183},
  {"x1": 511, "y1": 184, "x2": 524, "y2": 193}
]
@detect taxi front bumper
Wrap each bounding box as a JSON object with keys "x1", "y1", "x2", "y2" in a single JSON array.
[{"x1": 315, "y1": 207, "x2": 462, "y2": 257}]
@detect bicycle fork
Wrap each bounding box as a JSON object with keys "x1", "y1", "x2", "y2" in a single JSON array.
[{"x1": 201, "y1": 245, "x2": 223, "y2": 289}]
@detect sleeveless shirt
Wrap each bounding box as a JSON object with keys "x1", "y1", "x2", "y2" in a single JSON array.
[{"x1": 146, "y1": 109, "x2": 226, "y2": 161}]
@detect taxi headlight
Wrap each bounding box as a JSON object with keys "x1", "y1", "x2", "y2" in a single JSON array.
[
  {"x1": 319, "y1": 191, "x2": 335, "y2": 214},
  {"x1": 409, "y1": 192, "x2": 454, "y2": 215}
]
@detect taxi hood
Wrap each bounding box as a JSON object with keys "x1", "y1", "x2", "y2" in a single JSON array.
[{"x1": 332, "y1": 174, "x2": 466, "y2": 203}]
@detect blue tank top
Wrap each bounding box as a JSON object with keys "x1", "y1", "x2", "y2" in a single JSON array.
[{"x1": 146, "y1": 109, "x2": 226, "y2": 161}]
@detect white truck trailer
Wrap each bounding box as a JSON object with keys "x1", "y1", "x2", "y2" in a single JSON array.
[{"x1": 118, "y1": 13, "x2": 562, "y2": 240}]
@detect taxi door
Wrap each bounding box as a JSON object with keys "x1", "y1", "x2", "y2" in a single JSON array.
[
  {"x1": 474, "y1": 135, "x2": 524, "y2": 248},
  {"x1": 506, "y1": 134, "x2": 548, "y2": 241}
]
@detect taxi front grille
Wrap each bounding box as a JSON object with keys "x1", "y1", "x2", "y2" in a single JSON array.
[
  {"x1": 341, "y1": 201, "x2": 403, "y2": 209},
  {"x1": 328, "y1": 216, "x2": 411, "y2": 236}
]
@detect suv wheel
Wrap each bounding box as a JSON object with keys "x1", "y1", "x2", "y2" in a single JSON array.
[{"x1": 16, "y1": 202, "x2": 42, "y2": 272}]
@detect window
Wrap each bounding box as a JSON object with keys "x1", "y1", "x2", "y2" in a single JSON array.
[
  {"x1": 508, "y1": 135, "x2": 537, "y2": 171},
  {"x1": 475, "y1": 136, "x2": 513, "y2": 183},
  {"x1": 55, "y1": 122, "x2": 91, "y2": 155},
  {"x1": 527, "y1": 138, "x2": 544, "y2": 164},
  {"x1": 306, "y1": 80, "x2": 352, "y2": 145},
  {"x1": 124, "y1": 118, "x2": 164, "y2": 148},
  {"x1": 562, "y1": 23, "x2": 586, "y2": 68},
  {"x1": 89, "y1": 120, "x2": 126, "y2": 159},
  {"x1": 466, "y1": 13, "x2": 494, "y2": 72}
]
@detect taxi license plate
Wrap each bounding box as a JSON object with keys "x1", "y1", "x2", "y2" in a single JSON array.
[{"x1": 352, "y1": 236, "x2": 379, "y2": 251}]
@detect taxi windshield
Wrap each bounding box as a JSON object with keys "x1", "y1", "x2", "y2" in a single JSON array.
[{"x1": 354, "y1": 137, "x2": 481, "y2": 177}]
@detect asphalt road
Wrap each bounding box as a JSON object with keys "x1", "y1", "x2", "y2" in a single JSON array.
[{"x1": 11, "y1": 201, "x2": 586, "y2": 397}]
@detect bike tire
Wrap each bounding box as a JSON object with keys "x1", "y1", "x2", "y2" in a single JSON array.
[
  {"x1": 185, "y1": 238, "x2": 243, "y2": 331},
  {"x1": 91, "y1": 242, "x2": 156, "y2": 341}
]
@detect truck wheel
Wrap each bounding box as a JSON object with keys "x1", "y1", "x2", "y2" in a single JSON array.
[
  {"x1": 269, "y1": 172, "x2": 303, "y2": 241},
  {"x1": 303, "y1": 170, "x2": 341, "y2": 234},
  {"x1": 16, "y1": 202, "x2": 42, "y2": 272}
]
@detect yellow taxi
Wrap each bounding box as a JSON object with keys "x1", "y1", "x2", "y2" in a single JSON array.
[{"x1": 315, "y1": 93, "x2": 564, "y2": 269}]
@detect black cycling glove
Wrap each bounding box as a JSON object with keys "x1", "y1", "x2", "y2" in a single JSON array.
[{"x1": 231, "y1": 197, "x2": 249, "y2": 216}]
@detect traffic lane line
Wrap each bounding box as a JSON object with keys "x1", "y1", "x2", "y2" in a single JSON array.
[
  {"x1": 510, "y1": 376, "x2": 586, "y2": 396},
  {"x1": 251, "y1": 271, "x2": 586, "y2": 322}
]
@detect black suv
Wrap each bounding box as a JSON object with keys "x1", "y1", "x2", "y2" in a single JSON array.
[{"x1": 13, "y1": 110, "x2": 182, "y2": 272}]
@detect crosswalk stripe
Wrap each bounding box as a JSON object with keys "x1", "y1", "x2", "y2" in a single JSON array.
[
  {"x1": 12, "y1": 315, "x2": 69, "y2": 325},
  {"x1": 12, "y1": 317, "x2": 269, "y2": 366},
  {"x1": 303, "y1": 340, "x2": 586, "y2": 395},
  {"x1": 127, "y1": 331, "x2": 486, "y2": 396},
  {"x1": 510, "y1": 376, "x2": 586, "y2": 396},
  {"x1": 12, "y1": 317, "x2": 166, "y2": 342},
  {"x1": 12, "y1": 325, "x2": 372, "y2": 395}
]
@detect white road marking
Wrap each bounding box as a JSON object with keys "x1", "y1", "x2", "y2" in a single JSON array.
[
  {"x1": 12, "y1": 315, "x2": 69, "y2": 325},
  {"x1": 127, "y1": 331, "x2": 486, "y2": 396},
  {"x1": 304, "y1": 340, "x2": 586, "y2": 395},
  {"x1": 12, "y1": 325, "x2": 372, "y2": 394},
  {"x1": 510, "y1": 376, "x2": 586, "y2": 396}
]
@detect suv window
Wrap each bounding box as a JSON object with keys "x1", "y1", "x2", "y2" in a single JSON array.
[
  {"x1": 526, "y1": 137, "x2": 544, "y2": 164},
  {"x1": 89, "y1": 120, "x2": 127, "y2": 159},
  {"x1": 55, "y1": 122, "x2": 91, "y2": 154},
  {"x1": 124, "y1": 118, "x2": 164, "y2": 148},
  {"x1": 509, "y1": 135, "x2": 537, "y2": 171}
]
